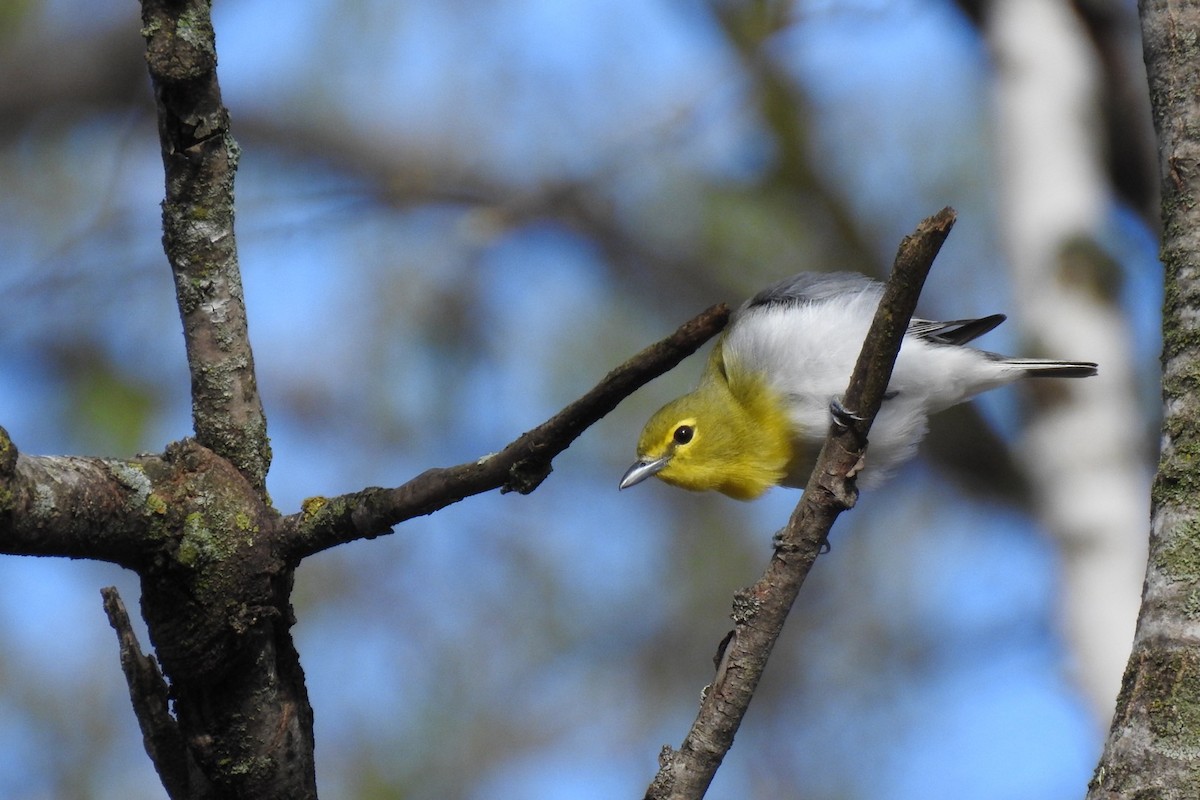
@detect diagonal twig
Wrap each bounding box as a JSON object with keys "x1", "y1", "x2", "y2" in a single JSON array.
[
  {"x1": 282, "y1": 303, "x2": 731, "y2": 560},
  {"x1": 645, "y1": 207, "x2": 957, "y2": 800}
]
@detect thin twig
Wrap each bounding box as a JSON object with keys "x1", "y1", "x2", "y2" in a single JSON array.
[
  {"x1": 282, "y1": 303, "x2": 731, "y2": 560},
  {"x1": 645, "y1": 208, "x2": 957, "y2": 800}
]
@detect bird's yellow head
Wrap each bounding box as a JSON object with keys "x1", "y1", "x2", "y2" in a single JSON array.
[{"x1": 619, "y1": 374, "x2": 793, "y2": 500}]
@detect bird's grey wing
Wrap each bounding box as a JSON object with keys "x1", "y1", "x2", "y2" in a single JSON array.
[
  {"x1": 738, "y1": 272, "x2": 1006, "y2": 347},
  {"x1": 738, "y1": 271, "x2": 881, "y2": 312},
  {"x1": 908, "y1": 314, "x2": 1006, "y2": 346}
]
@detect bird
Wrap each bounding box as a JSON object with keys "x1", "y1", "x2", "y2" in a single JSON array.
[{"x1": 619, "y1": 271, "x2": 1097, "y2": 499}]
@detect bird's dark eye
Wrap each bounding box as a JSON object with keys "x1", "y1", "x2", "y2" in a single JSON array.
[{"x1": 673, "y1": 425, "x2": 694, "y2": 445}]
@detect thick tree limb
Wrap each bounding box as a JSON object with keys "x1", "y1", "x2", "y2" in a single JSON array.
[
  {"x1": 0, "y1": 425, "x2": 161, "y2": 566},
  {"x1": 101, "y1": 587, "x2": 193, "y2": 800},
  {"x1": 644, "y1": 208, "x2": 956, "y2": 800},
  {"x1": 141, "y1": 0, "x2": 271, "y2": 492},
  {"x1": 1086, "y1": 1, "x2": 1200, "y2": 796},
  {"x1": 281, "y1": 304, "x2": 730, "y2": 560},
  {"x1": 0, "y1": 422, "x2": 316, "y2": 800}
]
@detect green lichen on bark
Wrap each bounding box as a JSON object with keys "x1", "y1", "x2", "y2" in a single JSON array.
[
  {"x1": 0, "y1": 425, "x2": 16, "y2": 477},
  {"x1": 1091, "y1": 648, "x2": 1200, "y2": 797},
  {"x1": 299, "y1": 496, "x2": 327, "y2": 519},
  {"x1": 0, "y1": 426, "x2": 15, "y2": 518},
  {"x1": 140, "y1": 0, "x2": 216, "y2": 81},
  {"x1": 137, "y1": 440, "x2": 279, "y2": 682},
  {"x1": 1158, "y1": 518, "x2": 1200, "y2": 585},
  {"x1": 1161, "y1": 266, "x2": 1200, "y2": 361},
  {"x1": 1144, "y1": 649, "x2": 1200, "y2": 755}
]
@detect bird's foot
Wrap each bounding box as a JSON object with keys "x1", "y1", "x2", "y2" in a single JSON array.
[
  {"x1": 829, "y1": 397, "x2": 865, "y2": 429},
  {"x1": 771, "y1": 527, "x2": 795, "y2": 552}
]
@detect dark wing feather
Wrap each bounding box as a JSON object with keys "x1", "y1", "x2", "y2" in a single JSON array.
[{"x1": 908, "y1": 314, "x2": 1006, "y2": 346}]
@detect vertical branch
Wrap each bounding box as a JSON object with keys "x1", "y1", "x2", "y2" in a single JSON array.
[
  {"x1": 141, "y1": 0, "x2": 271, "y2": 491},
  {"x1": 1088, "y1": 1, "x2": 1200, "y2": 796},
  {"x1": 645, "y1": 209, "x2": 955, "y2": 800},
  {"x1": 136, "y1": 7, "x2": 313, "y2": 794}
]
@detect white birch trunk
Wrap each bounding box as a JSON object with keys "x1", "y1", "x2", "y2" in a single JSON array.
[{"x1": 989, "y1": 0, "x2": 1148, "y2": 726}]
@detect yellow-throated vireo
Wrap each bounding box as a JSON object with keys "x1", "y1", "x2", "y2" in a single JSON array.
[{"x1": 619, "y1": 271, "x2": 1097, "y2": 499}]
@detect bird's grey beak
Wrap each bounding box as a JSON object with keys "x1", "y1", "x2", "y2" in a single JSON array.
[{"x1": 619, "y1": 456, "x2": 670, "y2": 490}]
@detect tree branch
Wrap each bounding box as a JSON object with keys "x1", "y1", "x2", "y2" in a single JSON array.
[
  {"x1": 644, "y1": 208, "x2": 956, "y2": 800},
  {"x1": 0, "y1": 425, "x2": 159, "y2": 567},
  {"x1": 141, "y1": 0, "x2": 271, "y2": 492},
  {"x1": 281, "y1": 304, "x2": 731, "y2": 560},
  {"x1": 101, "y1": 587, "x2": 193, "y2": 800},
  {"x1": 1086, "y1": 0, "x2": 1200, "y2": 795}
]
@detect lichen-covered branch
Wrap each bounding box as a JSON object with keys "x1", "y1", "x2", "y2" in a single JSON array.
[
  {"x1": 141, "y1": 0, "x2": 271, "y2": 492},
  {"x1": 1086, "y1": 1, "x2": 1200, "y2": 796},
  {"x1": 0, "y1": 425, "x2": 159, "y2": 566},
  {"x1": 281, "y1": 304, "x2": 731, "y2": 561},
  {"x1": 644, "y1": 208, "x2": 955, "y2": 800},
  {"x1": 0, "y1": 422, "x2": 315, "y2": 797}
]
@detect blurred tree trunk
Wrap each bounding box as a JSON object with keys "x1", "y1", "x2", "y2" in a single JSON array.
[
  {"x1": 1087, "y1": 0, "x2": 1200, "y2": 796},
  {"x1": 986, "y1": 0, "x2": 1146, "y2": 725}
]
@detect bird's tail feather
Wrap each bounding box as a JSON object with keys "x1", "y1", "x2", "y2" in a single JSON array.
[{"x1": 1004, "y1": 359, "x2": 1098, "y2": 378}]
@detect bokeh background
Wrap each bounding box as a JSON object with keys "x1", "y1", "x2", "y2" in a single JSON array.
[{"x1": 0, "y1": 0, "x2": 1161, "y2": 798}]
